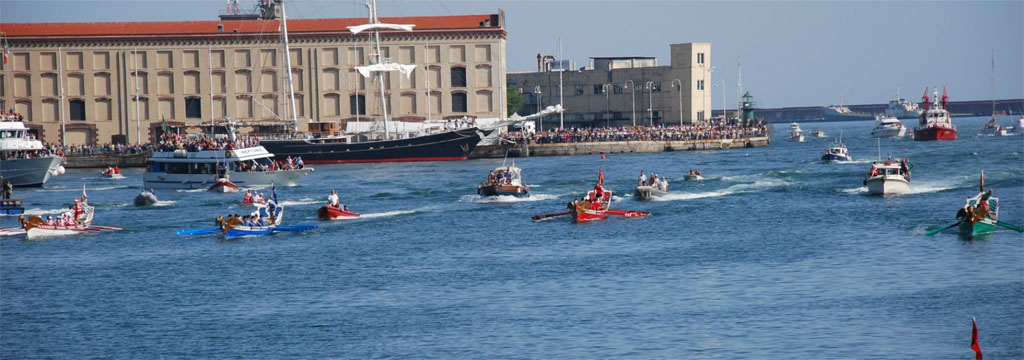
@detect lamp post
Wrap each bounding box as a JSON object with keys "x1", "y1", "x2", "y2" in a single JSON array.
[
  {"x1": 715, "y1": 79, "x2": 726, "y2": 122},
  {"x1": 671, "y1": 78, "x2": 683, "y2": 127},
  {"x1": 534, "y1": 85, "x2": 542, "y2": 131},
  {"x1": 602, "y1": 83, "x2": 612, "y2": 127},
  {"x1": 624, "y1": 80, "x2": 636, "y2": 127},
  {"x1": 645, "y1": 81, "x2": 654, "y2": 126}
]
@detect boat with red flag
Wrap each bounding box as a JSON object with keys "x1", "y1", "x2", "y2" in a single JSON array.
[
  {"x1": 913, "y1": 87, "x2": 957, "y2": 141},
  {"x1": 531, "y1": 169, "x2": 650, "y2": 223},
  {"x1": 925, "y1": 170, "x2": 1023, "y2": 238},
  {"x1": 6, "y1": 185, "x2": 123, "y2": 238}
]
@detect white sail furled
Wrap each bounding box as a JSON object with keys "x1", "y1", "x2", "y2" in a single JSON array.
[
  {"x1": 347, "y1": 23, "x2": 414, "y2": 34},
  {"x1": 355, "y1": 63, "x2": 417, "y2": 78}
]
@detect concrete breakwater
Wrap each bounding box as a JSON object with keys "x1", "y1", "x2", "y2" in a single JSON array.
[
  {"x1": 470, "y1": 136, "x2": 770, "y2": 158},
  {"x1": 63, "y1": 152, "x2": 150, "y2": 168}
]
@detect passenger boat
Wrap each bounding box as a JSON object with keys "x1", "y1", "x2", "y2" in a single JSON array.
[
  {"x1": 142, "y1": 122, "x2": 311, "y2": 190},
  {"x1": 864, "y1": 155, "x2": 911, "y2": 195},
  {"x1": 477, "y1": 163, "x2": 530, "y2": 197},
  {"x1": 0, "y1": 119, "x2": 65, "y2": 187},
  {"x1": 871, "y1": 114, "x2": 907, "y2": 138},
  {"x1": 811, "y1": 129, "x2": 826, "y2": 138},
  {"x1": 684, "y1": 170, "x2": 704, "y2": 181},
  {"x1": 789, "y1": 123, "x2": 805, "y2": 142},
  {"x1": 317, "y1": 205, "x2": 360, "y2": 220},
  {"x1": 134, "y1": 189, "x2": 158, "y2": 206},
  {"x1": 101, "y1": 167, "x2": 124, "y2": 179},
  {"x1": 255, "y1": 0, "x2": 484, "y2": 164},
  {"x1": 913, "y1": 87, "x2": 957, "y2": 141},
  {"x1": 821, "y1": 136, "x2": 852, "y2": 162},
  {"x1": 16, "y1": 188, "x2": 123, "y2": 238},
  {"x1": 883, "y1": 87, "x2": 923, "y2": 119}
]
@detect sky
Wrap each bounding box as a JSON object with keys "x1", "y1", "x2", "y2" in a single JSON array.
[{"x1": 2, "y1": 0, "x2": 1022, "y2": 109}]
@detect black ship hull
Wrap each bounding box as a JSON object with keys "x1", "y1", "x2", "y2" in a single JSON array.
[{"x1": 259, "y1": 128, "x2": 484, "y2": 163}]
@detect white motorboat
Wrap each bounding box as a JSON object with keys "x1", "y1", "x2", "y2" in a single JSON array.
[
  {"x1": 142, "y1": 122, "x2": 311, "y2": 190},
  {"x1": 871, "y1": 114, "x2": 907, "y2": 138},
  {"x1": 683, "y1": 170, "x2": 704, "y2": 181},
  {"x1": 1, "y1": 120, "x2": 65, "y2": 187},
  {"x1": 979, "y1": 118, "x2": 1009, "y2": 136},
  {"x1": 789, "y1": 123, "x2": 805, "y2": 142},
  {"x1": 864, "y1": 156, "x2": 911, "y2": 195},
  {"x1": 634, "y1": 173, "x2": 668, "y2": 200}
]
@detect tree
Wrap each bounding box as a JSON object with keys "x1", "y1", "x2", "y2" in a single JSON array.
[{"x1": 506, "y1": 86, "x2": 525, "y2": 117}]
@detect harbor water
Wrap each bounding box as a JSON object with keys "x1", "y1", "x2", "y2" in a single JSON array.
[{"x1": 2, "y1": 116, "x2": 1022, "y2": 358}]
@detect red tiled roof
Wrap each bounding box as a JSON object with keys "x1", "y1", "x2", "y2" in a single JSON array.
[{"x1": 1, "y1": 14, "x2": 501, "y2": 39}]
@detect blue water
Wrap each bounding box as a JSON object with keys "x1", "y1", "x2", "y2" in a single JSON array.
[{"x1": 2, "y1": 116, "x2": 1022, "y2": 358}]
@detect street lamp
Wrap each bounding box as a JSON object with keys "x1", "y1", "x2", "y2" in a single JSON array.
[
  {"x1": 624, "y1": 80, "x2": 636, "y2": 127},
  {"x1": 671, "y1": 78, "x2": 683, "y2": 127},
  {"x1": 715, "y1": 79, "x2": 726, "y2": 123},
  {"x1": 534, "y1": 85, "x2": 542, "y2": 131},
  {"x1": 602, "y1": 83, "x2": 612, "y2": 127},
  {"x1": 645, "y1": 81, "x2": 654, "y2": 126}
]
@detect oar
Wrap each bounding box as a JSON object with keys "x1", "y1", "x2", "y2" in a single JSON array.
[
  {"x1": 606, "y1": 209, "x2": 651, "y2": 218},
  {"x1": 176, "y1": 227, "x2": 221, "y2": 236},
  {"x1": 925, "y1": 221, "x2": 962, "y2": 237},
  {"x1": 274, "y1": 224, "x2": 318, "y2": 232},
  {"x1": 994, "y1": 221, "x2": 1024, "y2": 233},
  {"x1": 531, "y1": 211, "x2": 570, "y2": 221}
]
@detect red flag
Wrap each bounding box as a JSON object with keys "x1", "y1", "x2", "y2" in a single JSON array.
[
  {"x1": 971, "y1": 317, "x2": 982, "y2": 360},
  {"x1": 597, "y1": 168, "x2": 604, "y2": 186},
  {"x1": 979, "y1": 170, "x2": 984, "y2": 193}
]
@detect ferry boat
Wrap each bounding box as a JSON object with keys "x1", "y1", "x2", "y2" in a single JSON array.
[
  {"x1": 0, "y1": 119, "x2": 64, "y2": 187},
  {"x1": 883, "y1": 87, "x2": 923, "y2": 119},
  {"x1": 913, "y1": 87, "x2": 957, "y2": 141},
  {"x1": 821, "y1": 136, "x2": 852, "y2": 162},
  {"x1": 477, "y1": 164, "x2": 530, "y2": 197},
  {"x1": 789, "y1": 123, "x2": 805, "y2": 142},
  {"x1": 142, "y1": 124, "x2": 311, "y2": 190},
  {"x1": 864, "y1": 155, "x2": 911, "y2": 195},
  {"x1": 255, "y1": 0, "x2": 484, "y2": 164},
  {"x1": 871, "y1": 114, "x2": 907, "y2": 138}
]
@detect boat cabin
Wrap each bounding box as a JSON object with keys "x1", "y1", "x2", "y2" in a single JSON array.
[{"x1": 145, "y1": 147, "x2": 279, "y2": 175}]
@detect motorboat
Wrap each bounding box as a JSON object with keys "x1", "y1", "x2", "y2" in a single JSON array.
[
  {"x1": 789, "y1": 123, "x2": 805, "y2": 142},
  {"x1": 913, "y1": 87, "x2": 957, "y2": 141},
  {"x1": 0, "y1": 119, "x2": 65, "y2": 187},
  {"x1": 317, "y1": 205, "x2": 360, "y2": 220},
  {"x1": 101, "y1": 167, "x2": 125, "y2": 179},
  {"x1": 811, "y1": 129, "x2": 826, "y2": 138},
  {"x1": 477, "y1": 164, "x2": 530, "y2": 197},
  {"x1": 979, "y1": 118, "x2": 1009, "y2": 136},
  {"x1": 683, "y1": 170, "x2": 704, "y2": 181},
  {"x1": 871, "y1": 114, "x2": 907, "y2": 138},
  {"x1": 864, "y1": 156, "x2": 911, "y2": 195},
  {"x1": 142, "y1": 122, "x2": 311, "y2": 190},
  {"x1": 634, "y1": 173, "x2": 668, "y2": 201},
  {"x1": 821, "y1": 136, "x2": 852, "y2": 162},
  {"x1": 134, "y1": 189, "x2": 158, "y2": 206}
]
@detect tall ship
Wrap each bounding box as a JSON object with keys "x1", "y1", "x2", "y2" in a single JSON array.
[
  {"x1": 913, "y1": 87, "x2": 957, "y2": 141},
  {"x1": 256, "y1": 0, "x2": 486, "y2": 163},
  {"x1": 883, "y1": 87, "x2": 923, "y2": 119},
  {"x1": 0, "y1": 118, "x2": 64, "y2": 187},
  {"x1": 142, "y1": 122, "x2": 311, "y2": 189}
]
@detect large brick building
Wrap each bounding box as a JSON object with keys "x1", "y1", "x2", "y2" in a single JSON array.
[{"x1": 0, "y1": 3, "x2": 507, "y2": 145}]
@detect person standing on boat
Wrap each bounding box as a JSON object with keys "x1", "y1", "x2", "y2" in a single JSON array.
[
  {"x1": 638, "y1": 171, "x2": 647, "y2": 186},
  {"x1": 2, "y1": 178, "x2": 11, "y2": 200}
]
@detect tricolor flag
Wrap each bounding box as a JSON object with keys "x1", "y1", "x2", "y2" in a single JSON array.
[
  {"x1": 3, "y1": 38, "x2": 10, "y2": 65},
  {"x1": 971, "y1": 317, "x2": 982, "y2": 360}
]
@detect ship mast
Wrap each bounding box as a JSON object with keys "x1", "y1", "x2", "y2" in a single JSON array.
[
  {"x1": 279, "y1": 0, "x2": 299, "y2": 133},
  {"x1": 350, "y1": 0, "x2": 415, "y2": 140}
]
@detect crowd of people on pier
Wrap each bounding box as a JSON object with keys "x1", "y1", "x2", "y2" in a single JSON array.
[
  {"x1": 500, "y1": 122, "x2": 769, "y2": 144},
  {"x1": 1, "y1": 109, "x2": 25, "y2": 122},
  {"x1": 65, "y1": 143, "x2": 153, "y2": 156}
]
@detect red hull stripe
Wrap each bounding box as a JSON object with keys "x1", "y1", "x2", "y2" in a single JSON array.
[{"x1": 304, "y1": 156, "x2": 467, "y2": 164}]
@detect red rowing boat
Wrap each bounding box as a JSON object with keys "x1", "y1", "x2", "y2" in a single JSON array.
[
  {"x1": 317, "y1": 205, "x2": 360, "y2": 220},
  {"x1": 532, "y1": 169, "x2": 650, "y2": 223}
]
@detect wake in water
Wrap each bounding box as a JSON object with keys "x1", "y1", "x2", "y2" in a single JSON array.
[
  {"x1": 360, "y1": 209, "x2": 420, "y2": 219},
  {"x1": 832, "y1": 159, "x2": 874, "y2": 165},
  {"x1": 459, "y1": 193, "x2": 560, "y2": 203},
  {"x1": 840, "y1": 181, "x2": 961, "y2": 196},
  {"x1": 175, "y1": 189, "x2": 206, "y2": 193},
  {"x1": 278, "y1": 198, "x2": 321, "y2": 207},
  {"x1": 650, "y1": 179, "x2": 790, "y2": 202}
]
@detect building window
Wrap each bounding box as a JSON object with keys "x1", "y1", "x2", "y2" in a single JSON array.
[
  {"x1": 613, "y1": 85, "x2": 624, "y2": 94},
  {"x1": 69, "y1": 100, "x2": 86, "y2": 121},
  {"x1": 697, "y1": 53, "x2": 705, "y2": 64},
  {"x1": 450, "y1": 67, "x2": 467, "y2": 87},
  {"x1": 594, "y1": 85, "x2": 605, "y2": 95},
  {"x1": 574, "y1": 85, "x2": 584, "y2": 96},
  {"x1": 185, "y1": 98, "x2": 202, "y2": 119},
  {"x1": 698, "y1": 111, "x2": 705, "y2": 121},
  {"x1": 349, "y1": 94, "x2": 366, "y2": 115},
  {"x1": 651, "y1": 82, "x2": 661, "y2": 92},
  {"x1": 452, "y1": 92, "x2": 468, "y2": 113},
  {"x1": 697, "y1": 80, "x2": 704, "y2": 91}
]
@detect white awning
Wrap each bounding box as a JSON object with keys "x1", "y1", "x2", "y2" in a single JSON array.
[
  {"x1": 355, "y1": 63, "x2": 417, "y2": 78},
  {"x1": 347, "y1": 23, "x2": 415, "y2": 34}
]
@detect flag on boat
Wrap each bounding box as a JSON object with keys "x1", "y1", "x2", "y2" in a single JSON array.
[
  {"x1": 271, "y1": 183, "x2": 277, "y2": 203},
  {"x1": 971, "y1": 317, "x2": 982, "y2": 360},
  {"x1": 597, "y1": 168, "x2": 604, "y2": 186},
  {"x1": 979, "y1": 170, "x2": 985, "y2": 192}
]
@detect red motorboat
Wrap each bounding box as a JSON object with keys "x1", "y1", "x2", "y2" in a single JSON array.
[
  {"x1": 317, "y1": 205, "x2": 360, "y2": 220},
  {"x1": 913, "y1": 87, "x2": 957, "y2": 141},
  {"x1": 532, "y1": 169, "x2": 649, "y2": 223}
]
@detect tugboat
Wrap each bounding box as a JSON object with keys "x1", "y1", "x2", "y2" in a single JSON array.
[
  {"x1": 821, "y1": 135, "x2": 852, "y2": 162},
  {"x1": 789, "y1": 123, "x2": 805, "y2": 142},
  {"x1": 1, "y1": 119, "x2": 64, "y2": 187},
  {"x1": 871, "y1": 114, "x2": 907, "y2": 138},
  {"x1": 477, "y1": 162, "x2": 530, "y2": 198},
  {"x1": 634, "y1": 171, "x2": 668, "y2": 201},
  {"x1": 0, "y1": 178, "x2": 24, "y2": 215},
  {"x1": 864, "y1": 155, "x2": 911, "y2": 195},
  {"x1": 913, "y1": 87, "x2": 957, "y2": 141}
]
